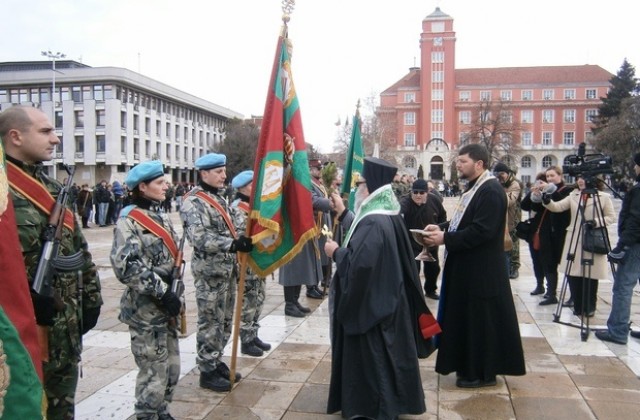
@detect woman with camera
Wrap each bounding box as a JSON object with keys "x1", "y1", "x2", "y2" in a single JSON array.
[{"x1": 541, "y1": 175, "x2": 616, "y2": 317}]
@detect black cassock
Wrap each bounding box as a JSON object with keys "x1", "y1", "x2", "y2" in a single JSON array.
[
  {"x1": 436, "y1": 178, "x2": 525, "y2": 380},
  {"x1": 327, "y1": 213, "x2": 436, "y2": 419}
]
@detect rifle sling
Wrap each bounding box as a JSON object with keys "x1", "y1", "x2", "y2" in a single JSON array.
[
  {"x1": 7, "y1": 161, "x2": 75, "y2": 231},
  {"x1": 127, "y1": 208, "x2": 178, "y2": 260}
]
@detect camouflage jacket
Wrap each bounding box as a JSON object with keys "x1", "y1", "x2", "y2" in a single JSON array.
[
  {"x1": 231, "y1": 195, "x2": 262, "y2": 282},
  {"x1": 180, "y1": 185, "x2": 237, "y2": 277},
  {"x1": 111, "y1": 203, "x2": 177, "y2": 330},
  {"x1": 8, "y1": 159, "x2": 102, "y2": 310}
]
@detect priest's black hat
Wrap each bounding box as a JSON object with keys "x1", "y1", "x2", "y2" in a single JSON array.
[{"x1": 363, "y1": 157, "x2": 397, "y2": 193}]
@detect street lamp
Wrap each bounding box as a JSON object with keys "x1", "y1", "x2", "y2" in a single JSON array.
[{"x1": 41, "y1": 50, "x2": 65, "y2": 179}]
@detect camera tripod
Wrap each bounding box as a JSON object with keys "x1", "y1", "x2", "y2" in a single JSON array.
[{"x1": 552, "y1": 183, "x2": 616, "y2": 341}]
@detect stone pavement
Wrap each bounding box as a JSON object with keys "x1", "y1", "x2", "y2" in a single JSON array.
[{"x1": 75, "y1": 197, "x2": 640, "y2": 420}]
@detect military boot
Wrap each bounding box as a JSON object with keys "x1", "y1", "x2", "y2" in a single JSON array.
[
  {"x1": 254, "y1": 336, "x2": 271, "y2": 351},
  {"x1": 284, "y1": 286, "x2": 306, "y2": 317},
  {"x1": 241, "y1": 341, "x2": 264, "y2": 357},
  {"x1": 217, "y1": 361, "x2": 241, "y2": 382},
  {"x1": 285, "y1": 302, "x2": 305, "y2": 317},
  {"x1": 199, "y1": 370, "x2": 231, "y2": 392},
  {"x1": 294, "y1": 285, "x2": 311, "y2": 313}
]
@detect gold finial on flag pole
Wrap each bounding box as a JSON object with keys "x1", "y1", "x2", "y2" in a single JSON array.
[{"x1": 282, "y1": 0, "x2": 295, "y2": 23}]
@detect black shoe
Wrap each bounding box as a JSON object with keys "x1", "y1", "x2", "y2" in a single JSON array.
[
  {"x1": 595, "y1": 330, "x2": 627, "y2": 345},
  {"x1": 285, "y1": 302, "x2": 305, "y2": 317},
  {"x1": 543, "y1": 292, "x2": 550, "y2": 299},
  {"x1": 254, "y1": 336, "x2": 271, "y2": 351},
  {"x1": 217, "y1": 361, "x2": 241, "y2": 382},
  {"x1": 158, "y1": 414, "x2": 176, "y2": 420},
  {"x1": 241, "y1": 341, "x2": 264, "y2": 357},
  {"x1": 539, "y1": 296, "x2": 558, "y2": 306},
  {"x1": 425, "y1": 292, "x2": 440, "y2": 300},
  {"x1": 456, "y1": 377, "x2": 497, "y2": 388},
  {"x1": 530, "y1": 286, "x2": 545, "y2": 296},
  {"x1": 562, "y1": 298, "x2": 574, "y2": 307},
  {"x1": 306, "y1": 287, "x2": 323, "y2": 299},
  {"x1": 630, "y1": 330, "x2": 640, "y2": 339},
  {"x1": 509, "y1": 269, "x2": 519, "y2": 279},
  {"x1": 199, "y1": 370, "x2": 231, "y2": 392}
]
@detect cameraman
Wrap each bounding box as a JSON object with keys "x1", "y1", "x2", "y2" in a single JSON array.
[{"x1": 596, "y1": 153, "x2": 640, "y2": 345}]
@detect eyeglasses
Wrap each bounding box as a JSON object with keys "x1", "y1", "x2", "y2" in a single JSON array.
[{"x1": 412, "y1": 190, "x2": 426, "y2": 195}]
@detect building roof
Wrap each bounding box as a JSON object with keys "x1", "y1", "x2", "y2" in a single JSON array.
[
  {"x1": 424, "y1": 7, "x2": 451, "y2": 20},
  {"x1": 381, "y1": 64, "x2": 612, "y2": 95},
  {"x1": 0, "y1": 60, "x2": 90, "y2": 72}
]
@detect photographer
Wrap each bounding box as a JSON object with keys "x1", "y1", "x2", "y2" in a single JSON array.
[
  {"x1": 542, "y1": 176, "x2": 616, "y2": 317},
  {"x1": 596, "y1": 153, "x2": 640, "y2": 345}
]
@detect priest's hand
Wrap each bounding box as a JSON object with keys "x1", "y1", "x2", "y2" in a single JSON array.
[
  {"x1": 423, "y1": 224, "x2": 444, "y2": 247},
  {"x1": 325, "y1": 238, "x2": 339, "y2": 259}
]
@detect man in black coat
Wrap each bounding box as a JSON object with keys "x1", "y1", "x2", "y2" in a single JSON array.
[
  {"x1": 324, "y1": 157, "x2": 439, "y2": 419},
  {"x1": 400, "y1": 178, "x2": 447, "y2": 299},
  {"x1": 423, "y1": 144, "x2": 525, "y2": 388}
]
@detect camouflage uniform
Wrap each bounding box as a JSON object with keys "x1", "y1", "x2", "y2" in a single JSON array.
[
  {"x1": 110, "y1": 202, "x2": 180, "y2": 419},
  {"x1": 180, "y1": 185, "x2": 237, "y2": 373},
  {"x1": 230, "y1": 196, "x2": 265, "y2": 345},
  {"x1": 504, "y1": 176, "x2": 523, "y2": 275},
  {"x1": 8, "y1": 159, "x2": 102, "y2": 420}
]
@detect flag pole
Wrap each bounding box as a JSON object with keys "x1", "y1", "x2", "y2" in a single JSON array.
[{"x1": 228, "y1": 0, "x2": 296, "y2": 388}]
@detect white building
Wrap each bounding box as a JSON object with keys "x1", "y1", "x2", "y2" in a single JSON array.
[{"x1": 0, "y1": 60, "x2": 243, "y2": 185}]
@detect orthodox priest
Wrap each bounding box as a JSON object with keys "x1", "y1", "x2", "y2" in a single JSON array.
[
  {"x1": 423, "y1": 144, "x2": 525, "y2": 388},
  {"x1": 324, "y1": 157, "x2": 440, "y2": 419}
]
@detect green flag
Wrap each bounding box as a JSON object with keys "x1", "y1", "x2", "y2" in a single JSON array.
[{"x1": 340, "y1": 105, "x2": 364, "y2": 210}]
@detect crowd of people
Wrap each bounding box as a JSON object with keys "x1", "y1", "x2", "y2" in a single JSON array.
[{"x1": 1, "y1": 104, "x2": 639, "y2": 419}]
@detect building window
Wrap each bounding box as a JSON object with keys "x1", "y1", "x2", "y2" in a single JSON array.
[
  {"x1": 403, "y1": 92, "x2": 415, "y2": 103},
  {"x1": 431, "y1": 51, "x2": 444, "y2": 63},
  {"x1": 431, "y1": 131, "x2": 443, "y2": 139},
  {"x1": 38, "y1": 88, "x2": 50, "y2": 102},
  {"x1": 121, "y1": 137, "x2": 126, "y2": 153},
  {"x1": 542, "y1": 132, "x2": 553, "y2": 145},
  {"x1": 145, "y1": 117, "x2": 151, "y2": 134},
  {"x1": 543, "y1": 89, "x2": 554, "y2": 100},
  {"x1": 480, "y1": 91, "x2": 491, "y2": 101},
  {"x1": 585, "y1": 89, "x2": 597, "y2": 99},
  {"x1": 500, "y1": 90, "x2": 512, "y2": 101},
  {"x1": 521, "y1": 110, "x2": 533, "y2": 123},
  {"x1": 432, "y1": 109, "x2": 443, "y2": 123},
  {"x1": 156, "y1": 121, "x2": 161, "y2": 137},
  {"x1": 103, "y1": 85, "x2": 114, "y2": 100},
  {"x1": 0, "y1": 89, "x2": 6, "y2": 102},
  {"x1": 542, "y1": 110, "x2": 554, "y2": 123},
  {"x1": 94, "y1": 85, "x2": 104, "y2": 101},
  {"x1": 96, "y1": 135, "x2": 105, "y2": 153},
  {"x1": 432, "y1": 89, "x2": 443, "y2": 100},
  {"x1": 96, "y1": 110, "x2": 106, "y2": 127},
  {"x1": 563, "y1": 132, "x2": 575, "y2": 145},
  {"x1": 564, "y1": 109, "x2": 576, "y2": 123},
  {"x1": 432, "y1": 71, "x2": 444, "y2": 83},
  {"x1": 500, "y1": 110, "x2": 513, "y2": 123},
  {"x1": 19, "y1": 89, "x2": 28, "y2": 103},
  {"x1": 459, "y1": 133, "x2": 470, "y2": 146},
  {"x1": 522, "y1": 132, "x2": 532, "y2": 146},
  {"x1": 459, "y1": 91, "x2": 470, "y2": 101},
  {"x1": 585, "y1": 109, "x2": 598, "y2": 122},
  {"x1": 121, "y1": 111, "x2": 127, "y2": 129},
  {"x1": 72, "y1": 86, "x2": 82, "y2": 103},
  {"x1": 61, "y1": 87, "x2": 70, "y2": 101},
  {"x1": 542, "y1": 156, "x2": 553, "y2": 168},
  {"x1": 74, "y1": 111, "x2": 84, "y2": 128},
  {"x1": 564, "y1": 89, "x2": 576, "y2": 100},
  {"x1": 75, "y1": 135, "x2": 84, "y2": 153},
  {"x1": 431, "y1": 22, "x2": 444, "y2": 32},
  {"x1": 82, "y1": 86, "x2": 92, "y2": 100},
  {"x1": 133, "y1": 115, "x2": 140, "y2": 133},
  {"x1": 404, "y1": 133, "x2": 416, "y2": 147},
  {"x1": 404, "y1": 112, "x2": 415, "y2": 125},
  {"x1": 55, "y1": 111, "x2": 63, "y2": 128},
  {"x1": 522, "y1": 156, "x2": 532, "y2": 168},
  {"x1": 459, "y1": 111, "x2": 471, "y2": 124}
]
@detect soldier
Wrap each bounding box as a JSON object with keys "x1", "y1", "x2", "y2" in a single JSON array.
[
  {"x1": 110, "y1": 160, "x2": 180, "y2": 420},
  {"x1": 0, "y1": 105, "x2": 103, "y2": 419},
  {"x1": 230, "y1": 170, "x2": 271, "y2": 357},
  {"x1": 307, "y1": 159, "x2": 333, "y2": 299},
  {"x1": 180, "y1": 153, "x2": 253, "y2": 392}
]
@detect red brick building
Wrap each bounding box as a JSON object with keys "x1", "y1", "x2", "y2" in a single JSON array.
[{"x1": 377, "y1": 7, "x2": 612, "y2": 185}]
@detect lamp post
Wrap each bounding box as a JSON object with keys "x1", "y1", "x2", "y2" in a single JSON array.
[{"x1": 41, "y1": 50, "x2": 65, "y2": 179}]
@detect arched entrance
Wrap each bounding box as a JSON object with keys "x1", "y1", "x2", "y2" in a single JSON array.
[{"x1": 430, "y1": 156, "x2": 444, "y2": 180}]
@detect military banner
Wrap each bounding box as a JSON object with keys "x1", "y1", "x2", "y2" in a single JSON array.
[{"x1": 340, "y1": 103, "x2": 365, "y2": 210}]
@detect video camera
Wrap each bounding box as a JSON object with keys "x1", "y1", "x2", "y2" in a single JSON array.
[{"x1": 562, "y1": 143, "x2": 613, "y2": 179}]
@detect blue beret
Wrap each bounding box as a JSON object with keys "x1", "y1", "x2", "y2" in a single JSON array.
[
  {"x1": 232, "y1": 170, "x2": 253, "y2": 189},
  {"x1": 125, "y1": 160, "x2": 165, "y2": 189},
  {"x1": 196, "y1": 153, "x2": 226, "y2": 171}
]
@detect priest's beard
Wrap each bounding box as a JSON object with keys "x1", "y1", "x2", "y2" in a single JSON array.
[{"x1": 354, "y1": 186, "x2": 369, "y2": 213}]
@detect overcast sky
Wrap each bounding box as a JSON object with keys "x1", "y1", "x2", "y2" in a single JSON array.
[{"x1": 2, "y1": 0, "x2": 638, "y2": 153}]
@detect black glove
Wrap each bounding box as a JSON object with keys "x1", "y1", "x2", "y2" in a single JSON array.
[
  {"x1": 82, "y1": 306, "x2": 101, "y2": 334},
  {"x1": 608, "y1": 245, "x2": 628, "y2": 264},
  {"x1": 30, "y1": 291, "x2": 57, "y2": 326},
  {"x1": 160, "y1": 291, "x2": 181, "y2": 317},
  {"x1": 229, "y1": 235, "x2": 254, "y2": 253},
  {"x1": 541, "y1": 193, "x2": 551, "y2": 205},
  {"x1": 152, "y1": 263, "x2": 174, "y2": 284}
]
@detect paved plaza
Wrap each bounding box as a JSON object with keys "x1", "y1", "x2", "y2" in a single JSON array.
[{"x1": 74, "y1": 197, "x2": 640, "y2": 419}]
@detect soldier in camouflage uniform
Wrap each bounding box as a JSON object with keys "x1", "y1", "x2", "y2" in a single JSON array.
[
  {"x1": 230, "y1": 170, "x2": 271, "y2": 358},
  {"x1": 0, "y1": 106, "x2": 103, "y2": 420},
  {"x1": 180, "y1": 153, "x2": 253, "y2": 392},
  {"x1": 110, "y1": 160, "x2": 181, "y2": 420}
]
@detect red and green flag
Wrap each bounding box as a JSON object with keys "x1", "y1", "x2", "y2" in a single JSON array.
[
  {"x1": 340, "y1": 105, "x2": 364, "y2": 210},
  {"x1": 247, "y1": 31, "x2": 316, "y2": 277}
]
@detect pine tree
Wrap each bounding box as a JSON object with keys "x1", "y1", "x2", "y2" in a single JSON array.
[{"x1": 596, "y1": 59, "x2": 640, "y2": 125}]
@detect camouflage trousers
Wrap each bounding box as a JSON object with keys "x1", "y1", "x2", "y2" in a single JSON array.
[
  {"x1": 194, "y1": 272, "x2": 236, "y2": 373},
  {"x1": 509, "y1": 229, "x2": 521, "y2": 271},
  {"x1": 240, "y1": 277, "x2": 266, "y2": 344},
  {"x1": 129, "y1": 324, "x2": 180, "y2": 419}
]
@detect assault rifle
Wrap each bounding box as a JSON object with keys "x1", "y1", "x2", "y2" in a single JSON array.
[
  {"x1": 171, "y1": 223, "x2": 188, "y2": 335},
  {"x1": 31, "y1": 165, "x2": 85, "y2": 360}
]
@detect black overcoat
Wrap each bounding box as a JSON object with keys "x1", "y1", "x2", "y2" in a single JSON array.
[{"x1": 436, "y1": 178, "x2": 526, "y2": 379}]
